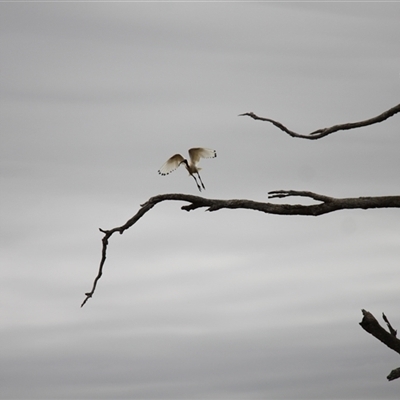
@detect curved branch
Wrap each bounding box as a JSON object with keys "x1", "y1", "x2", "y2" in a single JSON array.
[
  {"x1": 239, "y1": 103, "x2": 400, "y2": 139},
  {"x1": 359, "y1": 310, "x2": 400, "y2": 381},
  {"x1": 81, "y1": 191, "x2": 400, "y2": 307}
]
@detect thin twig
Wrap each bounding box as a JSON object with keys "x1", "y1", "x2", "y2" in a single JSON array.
[
  {"x1": 239, "y1": 103, "x2": 400, "y2": 139},
  {"x1": 383, "y1": 313, "x2": 397, "y2": 337}
]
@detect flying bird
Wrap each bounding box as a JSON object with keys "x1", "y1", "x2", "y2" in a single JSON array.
[{"x1": 158, "y1": 147, "x2": 217, "y2": 192}]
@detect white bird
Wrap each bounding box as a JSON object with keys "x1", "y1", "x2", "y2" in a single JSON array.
[{"x1": 158, "y1": 147, "x2": 217, "y2": 192}]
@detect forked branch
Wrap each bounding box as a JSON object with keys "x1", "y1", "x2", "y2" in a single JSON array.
[
  {"x1": 360, "y1": 310, "x2": 400, "y2": 381},
  {"x1": 239, "y1": 103, "x2": 400, "y2": 139},
  {"x1": 81, "y1": 191, "x2": 400, "y2": 307}
]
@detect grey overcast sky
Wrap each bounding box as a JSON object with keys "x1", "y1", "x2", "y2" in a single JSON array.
[{"x1": 1, "y1": 2, "x2": 400, "y2": 399}]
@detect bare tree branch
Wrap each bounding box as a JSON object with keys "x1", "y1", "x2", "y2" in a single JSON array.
[
  {"x1": 359, "y1": 310, "x2": 400, "y2": 381},
  {"x1": 81, "y1": 191, "x2": 400, "y2": 307},
  {"x1": 387, "y1": 367, "x2": 400, "y2": 382},
  {"x1": 360, "y1": 310, "x2": 400, "y2": 354},
  {"x1": 239, "y1": 103, "x2": 400, "y2": 139}
]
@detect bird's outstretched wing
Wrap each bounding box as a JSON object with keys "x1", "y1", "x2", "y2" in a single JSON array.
[
  {"x1": 158, "y1": 154, "x2": 185, "y2": 175},
  {"x1": 188, "y1": 148, "x2": 217, "y2": 166}
]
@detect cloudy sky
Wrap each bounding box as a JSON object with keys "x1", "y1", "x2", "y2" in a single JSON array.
[{"x1": 1, "y1": 2, "x2": 400, "y2": 399}]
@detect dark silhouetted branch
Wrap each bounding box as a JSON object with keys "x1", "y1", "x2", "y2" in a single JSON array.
[
  {"x1": 383, "y1": 313, "x2": 398, "y2": 337},
  {"x1": 387, "y1": 367, "x2": 400, "y2": 382},
  {"x1": 239, "y1": 103, "x2": 400, "y2": 139},
  {"x1": 359, "y1": 310, "x2": 400, "y2": 381},
  {"x1": 81, "y1": 191, "x2": 400, "y2": 307}
]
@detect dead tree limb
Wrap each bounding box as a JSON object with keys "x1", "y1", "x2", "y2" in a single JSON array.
[
  {"x1": 239, "y1": 103, "x2": 400, "y2": 139},
  {"x1": 81, "y1": 191, "x2": 400, "y2": 307},
  {"x1": 360, "y1": 310, "x2": 400, "y2": 381}
]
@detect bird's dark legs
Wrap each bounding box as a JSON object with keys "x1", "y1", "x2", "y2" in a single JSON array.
[
  {"x1": 191, "y1": 174, "x2": 202, "y2": 192},
  {"x1": 196, "y1": 172, "x2": 206, "y2": 190}
]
